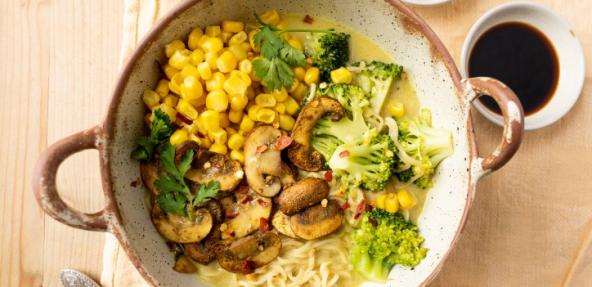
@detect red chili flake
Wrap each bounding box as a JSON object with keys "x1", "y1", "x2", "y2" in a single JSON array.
[
  {"x1": 236, "y1": 185, "x2": 249, "y2": 194},
  {"x1": 257, "y1": 198, "x2": 269, "y2": 207},
  {"x1": 323, "y1": 170, "x2": 333, "y2": 182},
  {"x1": 303, "y1": 14, "x2": 314, "y2": 24},
  {"x1": 354, "y1": 200, "x2": 367, "y2": 220},
  {"x1": 259, "y1": 217, "x2": 270, "y2": 232},
  {"x1": 225, "y1": 208, "x2": 238, "y2": 219},
  {"x1": 275, "y1": 135, "x2": 293, "y2": 150},
  {"x1": 256, "y1": 144, "x2": 268, "y2": 154},
  {"x1": 241, "y1": 195, "x2": 253, "y2": 204},
  {"x1": 130, "y1": 179, "x2": 141, "y2": 187},
  {"x1": 340, "y1": 202, "x2": 350, "y2": 210},
  {"x1": 240, "y1": 260, "x2": 256, "y2": 274},
  {"x1": 339, "y1": 150, "x2": 350, "y2": 158},
  {"x1": 176, "y1": 113, "x2": 193, "y2": 125}
]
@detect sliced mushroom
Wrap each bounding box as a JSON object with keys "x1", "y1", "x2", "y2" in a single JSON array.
[
  {"x1": 205, "y1": 199, "x2": 224, "y2": 224},
  {"x1": 186, "y1": 153, "x2": 244, "y2": 191},
  {"x1": 151, "y1": 204, "x2": 213, "y2": 243},
  {"x1": 222, "y1": 191, "x2": 272, "y2": 239},
  {"x1": 277, "y1": 177, "x2": 329, "y2": 215},
  {"x1": 244, "y1": 126, "x2": 283, "y2": 197},
  {"x1": 280, "y1": 162, "x2": 297, "y2": 188},
  {"x1": 184, "y1": 227, "x2": 229, "y2": 264},
  {"x1": 140, "y1": 162, "x2": 160, "y2": 196},
  {"x1": 175, "y1": 141, "x2": 200, "y2": 163},
  {"x1": 290, "y1": 200, "x2": 344, "y2": 240},
  {"x1": 288, "y1": 97, "x2": 345, "y2": 171},
  {"x1": 217, "y1": 232, "x2": 282, "y2": 274},
  {"x1": 271, "y1": 211, "x2": 297, "y2": 238},
  {"x1": 173, "y1": 254, "x2": 197, "y2": 273}
]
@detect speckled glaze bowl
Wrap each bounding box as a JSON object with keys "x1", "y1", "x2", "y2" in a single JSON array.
[{"x1": 33, "y1": 1, "x2": 524, "y2": 286}]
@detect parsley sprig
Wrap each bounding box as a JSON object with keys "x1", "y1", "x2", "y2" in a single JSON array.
[
  {"x1": 154, "y1": 143, "x2": 220, "y2": 216},
  {"x1": 131, "y1": 109, "x2": 174, "y2": 161}
]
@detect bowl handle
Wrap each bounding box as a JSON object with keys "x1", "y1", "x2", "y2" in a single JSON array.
[
  {"x1": 464, "y1": 77, "x2": 524, "y2": 178},
  {"x1": 32, "y1": 126, "x2": 109, "y2": 232}
]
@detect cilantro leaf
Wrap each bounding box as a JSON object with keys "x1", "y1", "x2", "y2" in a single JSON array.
[
  {"x1": 154, "y1": 175, "x2": 186, "y2": 194},
  {"x1": 253, "y1": 57, "x2": 295, "y2": 91},
  {"x1": 156, "y1": 192, "x2": 186, "y2": 216},
  {"x1": 177, "y1": 149, "x2": 194, "y2": 178},
  {"x1": 192, "y1": 181, "x2": 220, "y2": 207},
  {"x1": 279, "y1": 44, "x2": 307, "y2": 67},
  {"x1": 131, "y1": 109, "x2": 173, "y2": 161}
]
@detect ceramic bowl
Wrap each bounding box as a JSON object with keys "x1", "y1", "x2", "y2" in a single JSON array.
[
  {"x1": 33, "y1": 1, "x2": 524, "y2": 286},
  {"x1": 460, "y1": 1, "x2": 585, "y2": 130}
]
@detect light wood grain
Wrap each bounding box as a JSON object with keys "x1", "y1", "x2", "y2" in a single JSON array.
[{"x1": 0, "y1": 0, "x2": 590, "y2": 286}]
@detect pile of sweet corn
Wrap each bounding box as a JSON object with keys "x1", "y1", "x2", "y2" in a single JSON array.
[
  {"x1": 374, "y1": 189, "x2": 417, "y2": 213},
  {"x1": 140, "y1": 10, "x2": 326, "y2": 163}
]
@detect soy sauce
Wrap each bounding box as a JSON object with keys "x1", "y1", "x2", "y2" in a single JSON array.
[{"x1": 468, "y1": 22, "x2": 559, "y2": 115}]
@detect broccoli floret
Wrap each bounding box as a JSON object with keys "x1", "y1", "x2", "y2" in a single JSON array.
[
  {"x1": 351, "y1": 209, "x2": 428, "y2": 282},
  {"x1": 328, "y1": 131, "x2": 396, "y2": 191},
  {"x1": 304, "y1": 32, "x2": 350, "y2": 81},
  {"x1": 351, "y1": 61, "x2": 403, "y2": 114},
  {"x1": 395, "y1": 109, "x2": 453, "y2": 189}
]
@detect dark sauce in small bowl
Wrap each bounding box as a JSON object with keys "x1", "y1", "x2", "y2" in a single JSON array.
[{"x1": 468, "y1": 22, "x2": 559, "y2": 115}]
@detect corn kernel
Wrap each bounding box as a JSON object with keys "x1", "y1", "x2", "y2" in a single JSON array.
[
  {"x1": 181, "y1": 75, "x2": 204, "y2": 100},
  {"x1": 222, "y1": 20, "x2": 244, "y2": 33},
  {"x1": 197, "y1": 62, "x2": 212, "y2": 81},
  {"x1": 288, "y1": 80, "x2": 300, "y2": 93},
  {"x1": 205, "y1": 52, "x2": 218, "y2": 70},
  {"x1": 221, "y1": 31, "x2": 233, "y2": 43},
  {"x1": 273, "y1": 88, "x2": 289, "y2": 102},
  {"x1": 227, "y1": 45, "x2": 247, "y2": 61},
  {"x1": 205, "y1": 90, "x2": 229, "y2": 112},
  {"x1": 163, "y1": 95, "x2": 179, "y2": 107},
  {"x1": 209, "y1": 142, "x2": 228, "y2": 155},
  {"x1": 240, "y1": 42, "x2": 252, "y2": 53},
  {"x1": 304, "y1": 67, "x2": 320, "y2": 85},
  {"x1": 256, "y1": 108, "x2": 276, "y2": 124},
  {"x1": 388, "y1": 101, "x2": 405, "y2": 118},
  {"x1": 287, "y1": 38, "x2": 304, "y2": 51},
  {"x1": 223, "y1": 73, "x2": 248, "y2": 95},
  {"x1": 187, "y1": 94, "x2": 206, "y2": 108},
  {"x1": 169, "y1": 73, "x2": 184, "y2": 95},
  {"x1": 180, "y1": 65, "x2": 200, "y2": 79},
  {"x1": 201, "y1": 37, "x2": 223, "y2": 53},
  {"x1": 228, "y1": 133, "x2": 245, "y2": 150},
  {"x1": 200, "y1": 110, "x2": 220, "y2": 132},
  {"x1": 285, "y1": 97, "x2": 300, "y2": 115},
  {"x1": 229, "y1": 31, "x2": 247, "y2": 46},
  {"x1": 155, "y1": 79, "x2": 170, "y2": 98},
  {"x1": 209, "y1": 127, "x2": 228, "y2": 144},
  {"x1": 226, "y1": 126, "x2": 238, "y2": 135},
  {"x1": 278, "y1": 114, "x2": 295, "y2": 131},
  {"x1": 248, "y1": 30, "x2": 259, "y2": 51},
  {"x1": 397, "y1": 189, "x2": 417, "y2": 209},
  {"x1": 187, "y1": 28, "x2": 204, "y2": 50},
  {"x1": 274, "y1": 103, "x2": 286, "y2": 114},
  {"x1": 176, "y1": 99, "x2": 199, "y2": 120},
  {"x1": 142, "y1": 89, "x2": 160, "y2": 108},
  {"x1": 230, "y1": 93, "x2": 248, "y2": 111},
  {"x1": 260, "y1": 10, "x2": 281, "y2": 25},
  {"x1": 293, "y1": 67, "x2": 306, "y2": 81},
  {"x1": 247, "y1": 104, "x2": 261, "y2": 121},
  {"x1": 255, "y1": 93, "x2": 276, "y2": 107},
  {"x1": 205, "y1": 25, "x2": 222, "y2": 38},
  {"x1": 384, "y1": 193, "x2": 399, "y2": 213},
  {"x1": 169, "y1": 49, "x2": 191, "y2": 70},
  {"x1": 197, "y1": 35, "x2": 209, "y2": 48},
  {"x1": 200, "y1": 136, "x2": 212, "y2": 148},
  {"x1": 190, "y1": 49, "x2": 205, "y2": 66},
  {"x1": 170, "y1": 129, "x2": 189, "y2": 145},
  {"x1": 238, "y1": 59, "x2": 252, "y2": 74},
  {"x1": 165, "y1": 40, "x2": 185, "y2": 58},
  {"x1": 276, "y1": 23, "x2": 287, "y2": 31},
  {"x1": 375, "y1": 194, "x2": 387, "y2": 209},
  {"x1": 219, "y1": 112, "x2": 230, "y2": 128},
  {"x1": 217, "y1": 51, "x2": 238, "y2": 73},
  {"x1": 163, "y1": 64, "x2": 179, "y2": 80},
  {"x1": 291, "y1": 82, "x2": 308, "y2": 101},
  {"x1": 228, "y1": 109, "x2": 243, "y2": 123},
  {"x1": 330, "y1": 67, "x2": 353, "y2": 84},
  {"x1": 239, "y1": 116, "x2": 255, "y2": 134},
  {"x1": 157, "y1": 103, "x2": 177, "y2": 122},
  {"x1": 235, "y1": 70, "x2": 252, "y2": 86},
  {"x1": 230, "y1": 149, "x2": 245, "y2": 163},
  {"x1": 206, "y1": 72, "x2": 226, "y2": 92}
]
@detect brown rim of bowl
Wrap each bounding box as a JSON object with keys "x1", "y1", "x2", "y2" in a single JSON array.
[{"x1": 100, "y1": 1, "x2": 479, "y2": 286}]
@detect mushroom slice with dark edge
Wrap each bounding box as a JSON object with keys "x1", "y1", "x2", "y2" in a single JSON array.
[
  {"x1": 185, "y1": 153, "x2": 244, "y2": 192},
  {"x1": 184, "y1": 227, "x2": 229, "y2": 264},
  {"x1": 290, "y1": 200, "x2": 344, "y2": 240},
  {"x1": 271, "y1": 210, "x2": 297, "y2": 238},
  {"x1": 279, "y1": 162, "x2": 296, "y2": 188},
  {"x1": 288, "y1": 97, "x2": 345, "y2": 171},
  {"x1": 140, "y1": 162, "x2": 160, "y2": 196},
  {"x1": 244, "y1": 126, "x2": 283, "y2": 197},
  {"x1": 173, "y1": 254, "x2": 197, "y2": 273},
  {"x1": 276, "y1": 177, "x2": 329, "y2": 215},
  {"x1": 222, "y1": 191, "x2": 272, "y2": 239},
  {"x1": 151, "y1": 204, "x2": 213, "y2": 243},
  {"x1": 217, "y1": 232, "x2": 282, "y2": 274}
]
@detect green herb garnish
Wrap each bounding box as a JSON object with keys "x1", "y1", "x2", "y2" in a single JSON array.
[{"x1": 131, "y1": 109, "x2": 174, "y2": 161}]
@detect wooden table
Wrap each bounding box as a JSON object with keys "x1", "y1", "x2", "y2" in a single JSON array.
[{"x1": 1, "y1": 0, "x2": 590, "y2": 286}]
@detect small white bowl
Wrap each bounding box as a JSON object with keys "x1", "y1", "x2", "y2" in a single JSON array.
[{"x1": 460, "y1": 2, "x2": 585, "y2": 130}]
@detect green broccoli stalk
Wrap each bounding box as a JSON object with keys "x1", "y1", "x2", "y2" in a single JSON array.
[
  {"x1": 350, "y1": 61, "x2": 403, "y2": 114},
  {"x1": 304, "y1": 32, "x2": 350, "y2": 81},
  {"x1": 351, "y1": 209, "x2": 428, "y2": 282},
  {"x1": 395, "y1": 109, "x2": 453, "y2": 189},
  {"x1": 328, "y1": 131, "x2": 395, "y2": 191}
]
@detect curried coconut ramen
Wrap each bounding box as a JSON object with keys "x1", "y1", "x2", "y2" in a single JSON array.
[{"x1": 132, "y1": 10, "x2": 453, "y2": 287}]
